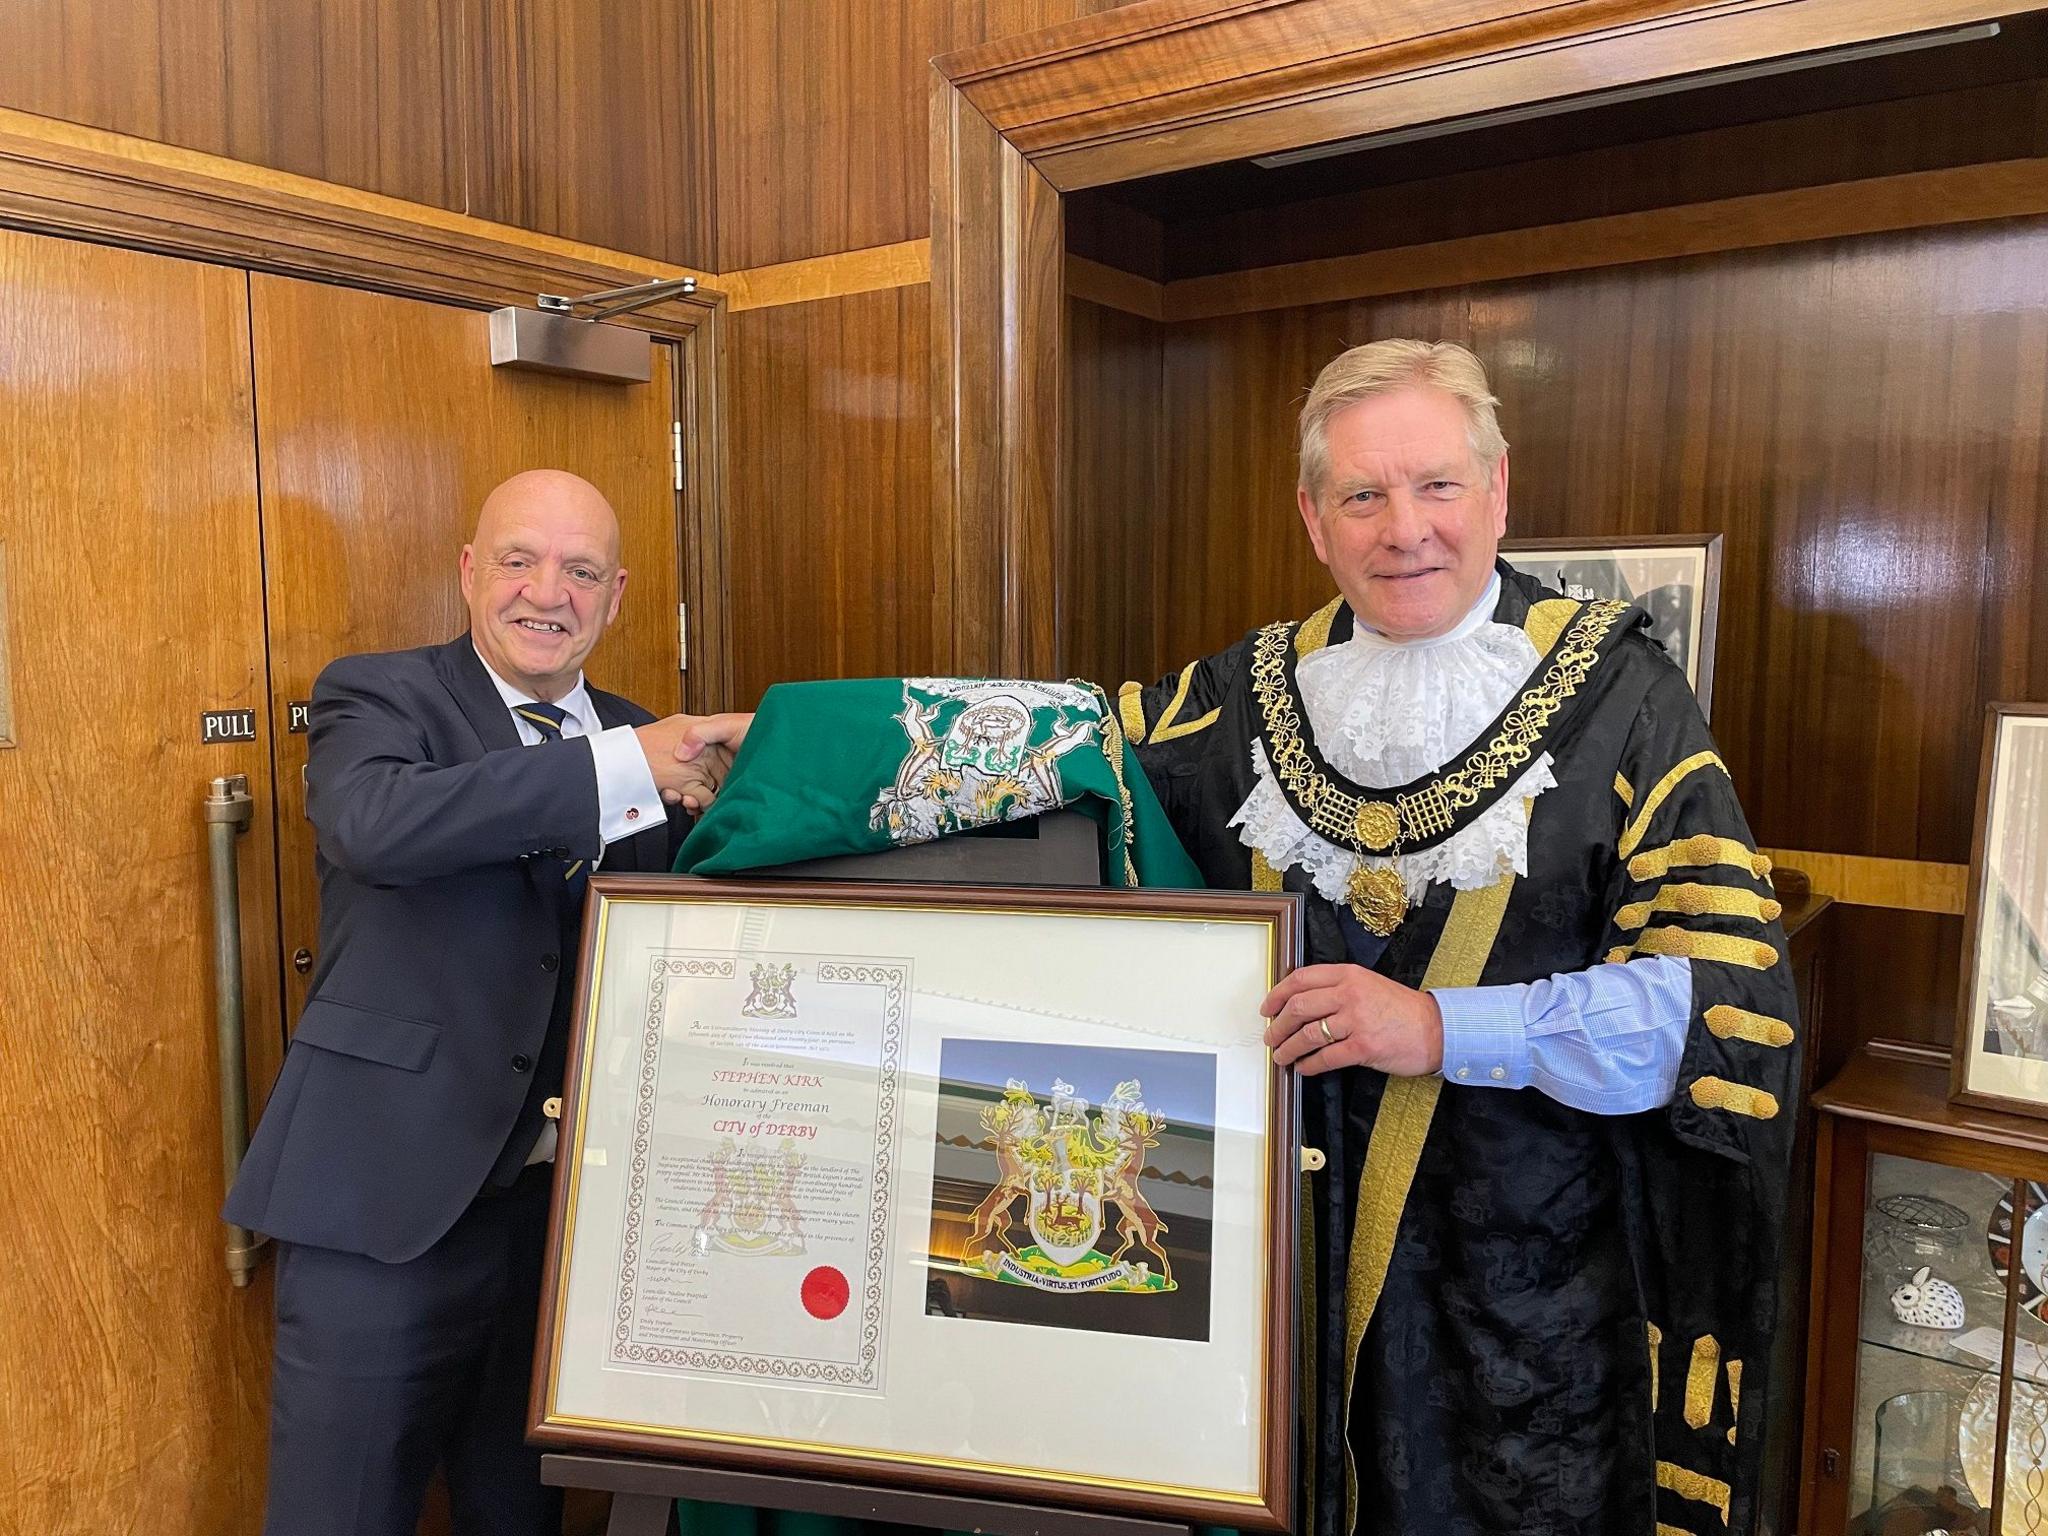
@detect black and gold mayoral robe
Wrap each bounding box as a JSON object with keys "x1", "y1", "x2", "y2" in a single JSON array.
[{"x1": 1119, "y1": 562, "x2": 1799, "y2": 1536}]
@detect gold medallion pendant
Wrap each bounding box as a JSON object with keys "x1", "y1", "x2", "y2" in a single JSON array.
[
  {"x1": 1346, "y1": 862, "x2": 1408, "y2": 937},
  {"x1": 1353, "y1": 798, "x2": 1399, "y2": 852}
]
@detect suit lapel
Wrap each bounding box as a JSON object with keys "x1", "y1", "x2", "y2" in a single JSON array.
[{"x1": 435, "y1": 636, "x2": 523, "y2": 756}]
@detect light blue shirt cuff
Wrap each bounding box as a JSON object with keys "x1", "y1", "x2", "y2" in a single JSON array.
[
  {"x1": 1434, "y1": 955, "x2": 1693, "y2": 1115},
  {"x1": 588, "y1": 723, "x2": 666, "y2": 847}
]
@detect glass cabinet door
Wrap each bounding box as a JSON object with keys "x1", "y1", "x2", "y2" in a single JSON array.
[{"x1": 1849, "y1": 1153, "x2": 2048, "y2": 1534}]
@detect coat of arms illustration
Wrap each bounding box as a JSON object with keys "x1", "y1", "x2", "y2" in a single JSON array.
[
  {"x1": 869, "y1": 679, "x2": 1102, "y2": 846},
  {"x1": 694, "y1": 1137, "x2": 807, "y2": 1256},
  {"x1": 963, "y1": 1077, "x2": 1174, "y2": 1293},
  {"x1": 741, "y1": 962, "x2": 799, "y2": 1019}
]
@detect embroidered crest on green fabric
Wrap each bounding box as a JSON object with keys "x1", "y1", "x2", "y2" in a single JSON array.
[{"x1": 869, "y1": 678, "x2": 1101, "y2": 844}]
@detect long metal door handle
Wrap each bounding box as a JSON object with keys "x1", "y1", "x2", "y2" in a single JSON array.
[{"x1": 204, "y1": 774, "x2": 268, "y2": 1285}]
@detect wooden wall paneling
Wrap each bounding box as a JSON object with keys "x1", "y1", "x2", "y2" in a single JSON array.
[
  {"x1": 721, "y1": 240, "x2": 935, "y2": 312},
  {"x1": 1156, "y1": 75, "x2": 2048, "y2": 281},
  {"x1": 1156, "y1": 159, "x2": 2048, "y2": 322},
  {"x1": 1506, "y1": 223, "x2": 2048, "y2": 869},
  {"x1": 932, "y1": 74, "x2": 1065, "y2": 678},
  {"x1": 722, "y1": 285, "x2": 940, "y2": 707},
  {"x1": 1064, "y1": 188, "x2": 1167, "y2": 281},
  {"x1": 0, "y1": 107, "x2": 719, "y2": 340},
  {"x1": 1817, "y1": 907, "x2": 1964, "y2": 1071},
  {"x1": 1756, "y1": 849, "x2": 1968, "y2": 916},
  {"x1": 1066, "y1": 253, "x2": 1166, "y2": 321},
  {"x1": 463, "y1": 0, "x2": 716, "y2": 270},
  {"x1": 679, "y1": 317, "x2": 735, "y2": 714},
  {"x1": 0, "y1": 229, "x2": 280, "y2": 1534},
  {"x1": 0, "y1": 0, "x2": 465, "y2": 209},
  {"x1": 710, "y1": 0, "x2": 1145, "y2": 269},
  {"x1": 1978, "y1": 275, "x2": 2048, "y2": 711},
  {"x1": 218, "y1": 0, "x2": 466, "y2": 211},
  {"x1": 250, "y1": 276, "x2": 681, "y2": 1023},
  {"x1": 1099, "y1": 17, "x2": 2048, "y2": 244},
  {"x1": 941, "y1": 0, "x2": 2027, "y2": 189},
  {"x1": 1061, "y1": 298, "x2": 1168, "y2": 687}
]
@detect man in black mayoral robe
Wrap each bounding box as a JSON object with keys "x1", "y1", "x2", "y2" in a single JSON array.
[{"x1": 1116, "y1": 340, "x2": 1798, "y2": 1536}]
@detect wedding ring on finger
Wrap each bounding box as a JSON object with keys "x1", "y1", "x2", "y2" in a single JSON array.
[{"x1": 1318, "y1": 1019, "x2": 1334, "y2": 1047}]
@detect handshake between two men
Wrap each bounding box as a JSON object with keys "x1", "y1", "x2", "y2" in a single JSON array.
[{"x1": 634, "y1": 710, "x2": 752, "y2": 815}]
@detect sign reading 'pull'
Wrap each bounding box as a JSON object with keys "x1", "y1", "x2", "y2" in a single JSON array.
[{"x1": 201, "y1": 710, "x2": 258, "y2": 744}]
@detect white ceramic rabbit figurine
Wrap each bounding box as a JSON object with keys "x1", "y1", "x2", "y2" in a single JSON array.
[{"x1": 1889, "y1": 1265, "x2": 1966, "y2": 1331}]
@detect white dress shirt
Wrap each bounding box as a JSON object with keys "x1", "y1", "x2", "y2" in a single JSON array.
[
  {"x1": 472, "y1": 647, "x2": 667, "y2": 853},
  {"x1": 474, "y1": 649, "x2": 666, "y2": 1165}
]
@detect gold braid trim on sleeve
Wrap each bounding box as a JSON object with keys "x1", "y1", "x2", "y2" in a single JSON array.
[
  {"x1": 1618, "y1": 751, "x2": 1729, "y2": 859},
  {"x1": 1704, "y1": 1004, "x2": 1795, "y2": 1047},
  {"x1": 1656, "y1": 1462, "x2": 1732, "y2": 1524},
  {"x1": 1689, "y1": 1076, "x2": 1781, "y2": 1120},
  {"x1": 1648, "y1": 1321, "x2": 1663, "y2": 1409},
  {"x1": 1614, "y1": 772, "x2": 1635, "y2": 808},
  {"x1": 1617, "y1": 927, "x2": 1780, "y2": 970},
  {"x1": 1340, "y1": 874, "x2": 1516, "y2": 1533},
  {"x1": 1629, "y1": 835, "x2": 1772, "y2": 883},
  {"x1": 1726, "y1": 1359, "x2": 1742, "y2": 1446},
  {"x1": 1117, "y1": 680, "x2": 1148, "y2": 746},
  {"x1": 1615, "y1": 884, "x2": 1782, "y2": 931},
  {"x1": 1684, "y1": 1335, "x2": 1721, "y2": 1430}
]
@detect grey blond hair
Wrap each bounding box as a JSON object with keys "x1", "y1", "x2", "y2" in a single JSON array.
[{"x1": 1297, "y1": 339, "x2": 1508, "y2": 496}]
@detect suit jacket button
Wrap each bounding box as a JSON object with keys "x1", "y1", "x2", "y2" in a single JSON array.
[
  {"x1": 512, "y1": 1054, "x2": 532, "y2": 1073},
  {"x1": 541, "y1": 953, "x2": 560, "y2": 973}
]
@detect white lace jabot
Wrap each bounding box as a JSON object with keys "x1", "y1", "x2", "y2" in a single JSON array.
[{"x1": 1229, "y1": 573, "x2": 1558, "y2": 909}]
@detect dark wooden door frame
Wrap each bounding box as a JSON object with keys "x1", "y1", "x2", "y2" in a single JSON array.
[
  {"x1": 0, "y1": 112, "x2": 735, "y2": 710},
  {"x1": 928, "y1": 0, "x2": 2021, "y2": 677}
]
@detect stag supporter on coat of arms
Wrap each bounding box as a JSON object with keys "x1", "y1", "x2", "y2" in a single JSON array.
[{"x1": 960, "y1": 1076, "x2": 1175, "y2": 1294}]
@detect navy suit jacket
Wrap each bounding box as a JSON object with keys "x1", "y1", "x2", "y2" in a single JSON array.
[{"x1": 225, "y1": 636, "x2": 686, "y2": 1263}]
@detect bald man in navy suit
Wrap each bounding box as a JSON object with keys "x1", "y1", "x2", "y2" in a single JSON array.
[{"x1": 228, "y1": 470, "x2": 743, "y2": 1536}]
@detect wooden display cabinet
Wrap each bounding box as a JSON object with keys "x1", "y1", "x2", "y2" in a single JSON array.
[{"x1": 1803, "y1": 1045, "x2": 2048, "y2": 1534}]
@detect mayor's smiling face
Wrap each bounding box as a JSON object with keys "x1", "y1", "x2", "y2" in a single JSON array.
[{"x1": 1297, "y1": 384, "x2": 1509, "y2": 640}]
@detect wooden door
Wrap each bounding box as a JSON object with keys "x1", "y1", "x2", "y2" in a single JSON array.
[
  {"x1": 0, "y1": 231, "x2": 283, "y2": 1531},
  {"x1": 248, "y1": 275, "x2": 682, "y2": 1025}
]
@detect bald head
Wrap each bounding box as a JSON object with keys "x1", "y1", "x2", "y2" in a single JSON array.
[
  {"x1": 472, "y1": 469, "x2": 622, "y2": 565},
  {"x1": 460, "y1": 469, "x2": 630, "y2": 702}
]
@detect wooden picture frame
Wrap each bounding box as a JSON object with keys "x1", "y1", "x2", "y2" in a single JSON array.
[
  {"x1": 1500, "y1": 534, "x2": 1725, "y2": 718},
  {"x1": 530, "y1": 875, "x2": 1302, "y2": 1532},
  {"x1": 1953, "y1": 703, "x2": 2048, "y2": 1119}
]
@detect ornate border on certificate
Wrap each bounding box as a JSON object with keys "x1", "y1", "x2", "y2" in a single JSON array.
[{"x1": 609, "y1": 952, "x2": 907, "y2": 1389}]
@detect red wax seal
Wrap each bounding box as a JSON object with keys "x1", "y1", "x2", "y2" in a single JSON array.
[{"x1": 801, "y1": 1266, "x2": 849, "y2": 1320}]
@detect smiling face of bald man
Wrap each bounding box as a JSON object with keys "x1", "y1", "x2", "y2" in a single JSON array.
[{"x1": 458, "y1": 470, "x2": 628, "y2": 702}]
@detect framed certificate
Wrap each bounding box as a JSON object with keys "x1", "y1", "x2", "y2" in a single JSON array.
[
  {"x1": 530, "y1": 876, "x2": 1302, "y2": 1530},
  {"x1": 1502, "y1": 533, "x2": 1724, "y2": 717}
]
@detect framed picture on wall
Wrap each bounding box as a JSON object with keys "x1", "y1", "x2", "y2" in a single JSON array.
[
  {"x1": 529, "y1": 875, "x2": 1302, "y2": 1530},
  {"x1": 1954, "y1": 706, "x2": 2048, "y2": 1119},
  {"x1": 1501, "y1": 533, "x2": 1724, "y2": 719}
]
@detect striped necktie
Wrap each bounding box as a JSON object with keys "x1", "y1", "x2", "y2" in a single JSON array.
[{"x1": 514, "y1": 701, "x2": 588, "y2": 895}]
